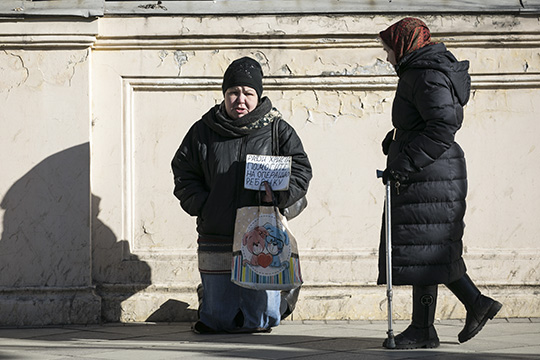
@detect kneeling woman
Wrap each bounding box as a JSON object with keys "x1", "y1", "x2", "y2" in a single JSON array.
[{"x1": 172, "y1": 57, "x2": 312, "y2": 333}]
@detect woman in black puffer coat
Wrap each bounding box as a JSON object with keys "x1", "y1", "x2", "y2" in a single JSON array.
[{"x1": 378, "y1": 18, "x2": 502, "y2": 349}]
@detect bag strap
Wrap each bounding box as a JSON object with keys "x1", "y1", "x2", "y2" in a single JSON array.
[
  {"x1": 271, "y1": 117, "x2": 307, "y2": 220},
  {"x1": 271, "y1": 117, "x2": 280, "y2": 156},
  {"x1": 270, "y1": 118, "x2": 282, "y2": 211}
]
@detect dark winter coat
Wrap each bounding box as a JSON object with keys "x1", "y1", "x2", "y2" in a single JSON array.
[
  {"x1": 172, "y1": 98, "x2": 312, "y2": 242},
  {"x1": 378, "y1": 43, "x2": 469, "y2": 286}
]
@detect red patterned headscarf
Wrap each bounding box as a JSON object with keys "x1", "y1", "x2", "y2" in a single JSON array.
[{"x1": 379, "y1": 18, "x2": 434, "y2": 64}]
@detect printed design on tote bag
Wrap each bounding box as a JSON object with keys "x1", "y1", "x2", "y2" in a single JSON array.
[{"x1": 240, "y1": 213, "x2": 291, "y2": 276}]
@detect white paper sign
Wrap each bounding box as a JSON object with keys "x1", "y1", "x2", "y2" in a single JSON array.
[{"x1": 244, "y1": 154, "x2": 292, "y2": 191}]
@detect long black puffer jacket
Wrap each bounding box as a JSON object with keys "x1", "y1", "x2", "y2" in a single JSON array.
[
  {"x1": 172, "y1": 98, "x2": 312, "y2": 240},
  {"x1": 378, "y1": 43, "x2": 470, "y2": 286}
]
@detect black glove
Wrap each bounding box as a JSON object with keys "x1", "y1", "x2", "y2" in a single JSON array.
[
  {"x1": 382, "y1": 169, "x2": 391, "y2": 184},
  {"x1": 381, "y1": 129, "x2": 394, "y2": 155},
  {"x1": 381, "y1": 169, "x2": 408, "y2": 185}
]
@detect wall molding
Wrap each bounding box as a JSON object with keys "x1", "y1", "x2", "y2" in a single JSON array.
[
  {"x1": 128, "y1": 247, "x2": 540, "y2": 287},
  {"x1": 94, "y1": 34, "x2": 540, "y2": 51},
  {"x1": 123, "y1": 73, "x2": 540, "y2": 92},
  {"x1": 131, "y1": 247, "x2": 540, "y2": 259},
  {"x1": 120, "y1": 73, "x2": 540, "y2": 256},
  {"x1": 0, "y1": 35, "x2": 97, "y2": 49}
]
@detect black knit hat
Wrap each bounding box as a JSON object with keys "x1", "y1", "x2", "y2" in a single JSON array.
[{"x1": 222, "y1": 57, "x2": 263, "y2": 98}]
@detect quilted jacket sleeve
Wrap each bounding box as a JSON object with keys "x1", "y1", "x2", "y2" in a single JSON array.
[{"x1": 171, "y1": 123, "x2": 209, "y2": 217}]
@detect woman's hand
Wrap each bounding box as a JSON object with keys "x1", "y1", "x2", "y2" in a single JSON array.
[{"x1": 261, "y1": 181, "x2": 273, "y2": 204}]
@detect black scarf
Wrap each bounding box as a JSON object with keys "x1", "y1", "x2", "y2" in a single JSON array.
[{"x1": 202, "y1": 97, "x2": 273, "y2": 138}]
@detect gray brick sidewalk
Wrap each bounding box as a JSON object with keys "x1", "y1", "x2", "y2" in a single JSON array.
[{"x1": 0, "y1": 318, "x2": 538, "y2": 359}]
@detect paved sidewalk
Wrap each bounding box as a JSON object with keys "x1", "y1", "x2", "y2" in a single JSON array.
[{"x1": 0, "y1": 318, "x2": 538, "y2": 359}]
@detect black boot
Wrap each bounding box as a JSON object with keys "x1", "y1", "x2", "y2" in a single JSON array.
[
  {"x1": 280, "y1": 286, "x2": 301, "y2": 320},
  {"x1": 384, "y1": 285, "x2": 440, "y2": 349},
  {"x1": 446, "y1": 274, "x2": 502, "y2": 343}
]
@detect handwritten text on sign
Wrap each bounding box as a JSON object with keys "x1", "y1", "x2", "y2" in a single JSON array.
[{"x1": 244, "y1": 154, "x2": 292, "y2": 191}]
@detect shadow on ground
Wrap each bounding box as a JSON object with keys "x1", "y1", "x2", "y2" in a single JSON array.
[{"x1": 0, "y1": 323, "x2": 536, "y2": 360}]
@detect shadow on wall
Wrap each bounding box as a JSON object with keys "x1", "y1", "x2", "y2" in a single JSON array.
[
  {"x1": 92, "y1": 194, "x2": 152, "y2": 322},
  {"x1": 93, "y1": 195, "x2": 198, "y2": 322},
  {"x1": 0, "y1": 143, "x2": 152, "y2": 324},
  {"x1": 0, "y1": 143, "x2": 95, "y2": 290}
]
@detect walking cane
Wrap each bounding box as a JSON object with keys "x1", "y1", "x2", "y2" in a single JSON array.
[{"x1": 377, "y1": 170, "x2": 396, "y2": 349}]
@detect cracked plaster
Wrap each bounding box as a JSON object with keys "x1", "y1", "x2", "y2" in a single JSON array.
[
  {"x1": 0, "y1": 50, "x2": 29, "y2": 93},
  {"x1": 2, "y1": 13, "x2": 540, "y2": 324}
]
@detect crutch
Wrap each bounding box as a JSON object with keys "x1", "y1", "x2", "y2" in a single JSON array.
[{"x1": 377, "y1": 170, "x2": 395, "y2": 349}]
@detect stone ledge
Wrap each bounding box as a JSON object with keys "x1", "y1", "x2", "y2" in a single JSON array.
[
  {"x1": 103, "y1": 1, "x2": 540, "y2": 15},
  {"x1": 0, "y1": 287, "x2": 101, "y2": 326},
  {"x1": 0, "y1": 0, "x2": 103, "y2": 18},
  {"x1": 96, "y1": 283, "x2": 540, "y2": 322},
  {"x1": 3, "y1": 0, "x2": 539, "y2": 17}
]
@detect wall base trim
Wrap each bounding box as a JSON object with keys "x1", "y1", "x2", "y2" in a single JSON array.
[
  {"x1": 96, "y1": 283, "x2": 539, "y2": 322},
  {"x1": 0, "y1": 287, "x2": 101, "y2": 326}
]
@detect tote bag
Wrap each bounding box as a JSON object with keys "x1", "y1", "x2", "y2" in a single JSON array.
[{"x1": 231, "y1": 205, "x2": 303, "y2": 290}]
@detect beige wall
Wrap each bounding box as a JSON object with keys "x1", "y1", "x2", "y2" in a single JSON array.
[{"x1": 1, "y1": 12, "x2": 539, "y2": 325}]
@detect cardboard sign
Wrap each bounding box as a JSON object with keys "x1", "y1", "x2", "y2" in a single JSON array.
[{"x1": 244, "y1": 154, "x2": 291, "y2": 191}]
